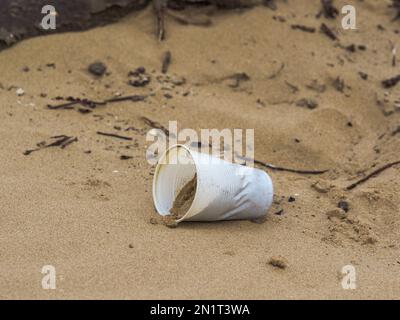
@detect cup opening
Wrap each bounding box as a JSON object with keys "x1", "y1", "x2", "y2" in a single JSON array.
[{"x1": 152, "y1": 145, "x2": 198, "y2": 221}]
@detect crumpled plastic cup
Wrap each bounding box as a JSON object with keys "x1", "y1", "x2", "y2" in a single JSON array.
[{"x1": 152, "y1": 144, "x2": 274, "y2": 222}]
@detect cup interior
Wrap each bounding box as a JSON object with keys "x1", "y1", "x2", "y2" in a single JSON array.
[{"x1": 153, "y1": 145, "x2": 197, "y2": 217}]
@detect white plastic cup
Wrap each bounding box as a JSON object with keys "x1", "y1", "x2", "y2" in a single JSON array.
[{"x1": 152, "y1": 144, "x2": 274, "y2": 222}]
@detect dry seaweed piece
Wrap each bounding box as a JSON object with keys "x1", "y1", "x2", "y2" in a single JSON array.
[{"x1": 23, "y1": 135, "x2": 78, "y2": 155}]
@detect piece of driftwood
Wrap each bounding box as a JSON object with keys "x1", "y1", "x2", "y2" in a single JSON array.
[
  {"x1": 0, "y1": 0, "x2": 276, "y2": 49},
  {"x1": 0, "y1": 0, "x2": 148, "y2": 50}
]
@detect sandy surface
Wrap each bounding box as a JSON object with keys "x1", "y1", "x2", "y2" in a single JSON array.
[{"x1": 1, "y1": 0, "x2": 400, "y2": 299}]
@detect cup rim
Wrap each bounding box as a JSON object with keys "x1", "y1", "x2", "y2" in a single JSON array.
[{"x1": 152, "y1": 144, "x2": 199, "y2": 223}]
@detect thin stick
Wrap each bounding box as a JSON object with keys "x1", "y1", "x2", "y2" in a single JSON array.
[
  {"x1": 47, "y1": 101, "x2": 79, "y2": 110},
  {"x1": 140, "y1": 116, "x2": 170, "y2": 137},
  {"x1": 24, "y1": 135, "x2": 77, "y2": 155},
  {"x1": 48, "y1": 95, "x2": 146, "y2": 110},
  {"x1": 96, "y1": 132, "x2": 133, "y2": 141},
  {"x1": 154, "y1": 0, "x2": 167, "y2": 41},
  {"x1": 105, "y1": 95, "x2": 146, "y2": 103},
  {"x1": 236, "y1": 154, "x2": 329, "y2": 175},
  {"x1": 60, "y1": 137, "x2": 78, "y2": 149},
  {"x1": 346, "y1": 160, "x2": 400, "y2": 190},
  {"x1": 254, "y1": 159, "x2": 329, "y2": 175}
]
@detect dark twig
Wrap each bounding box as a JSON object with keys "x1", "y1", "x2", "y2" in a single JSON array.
[
  {"x1": 236, "y1": 154, "x2": 329, "y2": 175},
  {"x1": 161, "y1": 51, "x2": 172, "y2": 74},
  {"x1": 140, "y1": 116, "x2": 170, "y2": 137},
  {"x1": 320, "y1": 23, "x2": 337, "y2": 41},
  {"x1": 291, "y1": 24, "x2": 316, "y2": 33},
  {"x1": 47, "y1": 101, "x2": 78, "y2": 110},
  {"x1": 24, "y1": 135, "x2": 77, "y2": 155},
  {"x1": 105, "y1": 95, "x2": 146, "y2": 103},
  {"x1": 60, "y1": 136, "x2": 78, "y2": 149},
  {"x1": 48, "y1": 95, "x2": 146, "y2": 110},
  {"x1": 96, "y1": 131, "x2": 133, "y2": 141},
  {"x1": 254, "y1": 159, "x2": 329, "y2": 175},
  {"x1": 154, "y1": 0, "x2": 167, "y2": 41},
  {"x1": 346, "y1": 160, "x2": 400, "y2": 190}
]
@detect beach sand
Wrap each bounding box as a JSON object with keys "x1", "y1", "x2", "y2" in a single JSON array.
[{"x1": 0, "y1": 0, "x2": 399, "y2": 299}]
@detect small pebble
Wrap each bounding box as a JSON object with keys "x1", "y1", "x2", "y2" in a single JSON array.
[
  {"x1": 338, "y1": 200, "x2": 350, "y2": 213},
  {"x1": 88, "y1": 62, "x2": 107, "y2": 76}
]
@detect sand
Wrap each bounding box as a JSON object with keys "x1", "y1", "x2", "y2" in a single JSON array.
[
  {"x1": 170, "y1": 174, "x2": 197, "y2": 220},
  {"x1": 0, "y1": 1, "x2": 400, "y2": 299}
]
